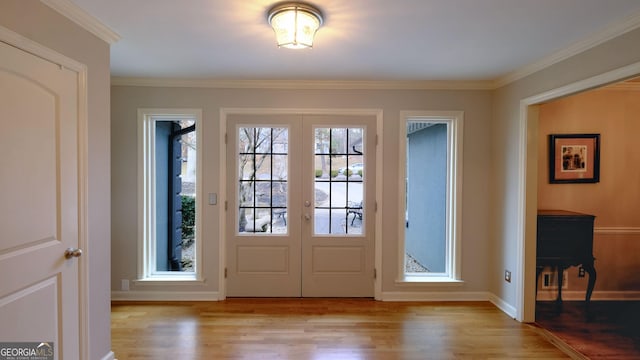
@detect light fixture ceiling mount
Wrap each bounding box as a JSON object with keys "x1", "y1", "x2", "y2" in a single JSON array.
[{"x1": 267, "y1": 2, "x2": 323, "y2": 49}]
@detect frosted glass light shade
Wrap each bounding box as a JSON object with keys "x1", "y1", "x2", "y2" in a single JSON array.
[{"x1": 268, "y1": 3, "x2": 323, "y2": 49}]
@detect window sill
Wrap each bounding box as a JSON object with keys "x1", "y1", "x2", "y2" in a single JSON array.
[
  {"x1": 134, "y1": 274, "x2": 205, "y2": 286},
  {"x1": 395, "y1": 276, "x2": 464, "y2": 287}
]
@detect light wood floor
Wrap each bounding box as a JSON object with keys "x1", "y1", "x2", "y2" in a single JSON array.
[{"x1": 111, "y1": 299, "x2": 570, "y2": 360}]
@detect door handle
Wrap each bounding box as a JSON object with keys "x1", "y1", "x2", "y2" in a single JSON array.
[
  {"x1": 304, "y1": 214, "x2": 311, "y2": 220},
  {"x1": 64, "y1": 248, "x2": 83, "y2": 259},
  {"x1": 304, "y1": 200, "x2": 311, "y2": 207}
]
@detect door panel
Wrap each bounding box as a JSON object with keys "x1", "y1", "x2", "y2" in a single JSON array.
[
  {"x1": 0, "y1": 41, "x2": 81, "y2": 358},
  {"x1": 302, "y1": 116, "x2": 376, "y2": 297},
  {"x1": 226, "y1": 115, "x2": 302, "y2": 297},
  {"x1": 226, "y1": 114, "x2": 375, "y2": 297},
  {"x1": 0, "y1": 278, "x2": 58, "y2": 342},
  {"x1": 236, "y1": 245, "x2": 290, "y2": 272}
]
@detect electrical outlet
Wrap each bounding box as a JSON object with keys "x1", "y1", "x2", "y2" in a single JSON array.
[
  {"x1": 121, "y1": 279, "x2": 130, "y2": 291},
  {"x1": 578, "y1": 266, "x2": 585, "y2": 277},
  {"x1": 541, "y1": 271, "x2": 568, "y2": 289},
  {"x1": 504, "y1": 270, "x2": 511, "y2": 283}
]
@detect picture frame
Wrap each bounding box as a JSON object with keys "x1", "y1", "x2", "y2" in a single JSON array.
[{"x1": 549, "y1": 133, "x2": 600, "y2": 183}]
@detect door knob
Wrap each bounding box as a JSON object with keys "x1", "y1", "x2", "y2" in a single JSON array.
[
  {"x1": 304, "y1": 214, "x2": 311, "y2": 220},
  {"x1": 304, "y1": 200, "x2": 311, "y2": 207},
  {"x1": 64, "y1": 248, "x2": 83, "y2": 259}
]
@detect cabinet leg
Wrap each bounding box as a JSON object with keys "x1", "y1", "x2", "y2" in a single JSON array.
[
  {"x1": 584, "y1": 262, "x2": 597, "y2": 307},
  {"x1": 535, "y1": 266, "x2": 543, "y2": 301},
  {"x1": 556, "y1": 266, "x2": 564, "y2": 305}
]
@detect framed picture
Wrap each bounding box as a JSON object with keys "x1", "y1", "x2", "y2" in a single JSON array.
[{"x1": 549, "y1": 134, "x2": 600, "y2": 183}]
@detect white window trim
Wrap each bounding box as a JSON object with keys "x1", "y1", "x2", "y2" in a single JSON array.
[
  {"x1": 397, "y1": 110, "x2": 464, "y2": 284},
  {"x1": 137, "y1": 108, "x2": 203, "y2": 282}
]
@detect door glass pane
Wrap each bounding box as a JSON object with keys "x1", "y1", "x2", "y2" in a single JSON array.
[
  {"x1": 238, "y1": 127, "x2": 288, "y2": 234},
  {"x1": 313, "y1": 127, "x2": 364, "y2": 235}
]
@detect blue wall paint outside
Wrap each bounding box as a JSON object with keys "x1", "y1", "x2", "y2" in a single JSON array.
[
  {"x1": 406, "y1": 124, "x2": 447, "y2": 272},
  {"x1": 155, "y1": 122, "x2": 171, "y2": 271}
]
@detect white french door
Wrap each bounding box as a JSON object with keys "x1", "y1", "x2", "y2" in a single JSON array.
[{"x1": 226, "y1": 114, "x2": 376, "y2": 297}]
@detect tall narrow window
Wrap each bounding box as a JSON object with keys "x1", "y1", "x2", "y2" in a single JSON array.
[
  {"x1": 399, "y1": 111, "x2": 463, "y2": 282},
  {"x1": 139, "y1": 109, "x2": 201, "y2": 279}
]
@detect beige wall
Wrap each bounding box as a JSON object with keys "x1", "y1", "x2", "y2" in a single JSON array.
[
  {"x1": 538, "y1": 88, "x2": 640, "y2": 293},
  {"x1": 492, "y1": 27, "x2": 640, "y2": 314},
  {"x1": 111, "y1": 86, "x2": 493, "y2": 296},
  {"x1": 0, "y1": 1, "x2": 112, "y2": 359},
  {"x1": 113, "y1": 26, "x2": 640, "y2": 308}
]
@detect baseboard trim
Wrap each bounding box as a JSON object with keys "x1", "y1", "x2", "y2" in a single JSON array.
[
  {"x1": 111, "y1": 290, "x2": 223, "y2": 301},
  {"x1": 488, "y1": 293, "x2": 518, "y2": 319},
  {"x1": 101, "y1": 351, "x2": 115, "y2": 360},
  {"x1": 379, "y1": 291, "x2": 489, "y2": 302},
  {"x1": 535, "y1": 290, "x2": 640, "y2": 301}
]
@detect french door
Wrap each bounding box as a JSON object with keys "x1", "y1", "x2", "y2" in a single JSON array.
[{"x1": 226, "y1": 114, "x2": 376, "y2": 297}]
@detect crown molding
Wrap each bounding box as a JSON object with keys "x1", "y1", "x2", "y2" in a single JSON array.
[
  {"x1": 41, "y1": 0, "x2": 120, "y2": 44},
  {"x1": 494, "y1": 10, "x2": 640, "y2": 88},
  {"x1": 110, "y1": 77, "x2": 494, "y2": 90}
]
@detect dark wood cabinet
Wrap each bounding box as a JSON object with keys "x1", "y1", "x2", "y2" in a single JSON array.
[{"x1": 536, "y1": 210, "x2": 596, "y2": 305}]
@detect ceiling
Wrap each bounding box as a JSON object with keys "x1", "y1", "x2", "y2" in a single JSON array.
[{"x1": 68, "y1": 0, "x2": 640, "y2": 83}]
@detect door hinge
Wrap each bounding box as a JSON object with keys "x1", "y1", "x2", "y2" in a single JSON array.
[
  {"x1": 375, "y1": 134, "x2": 378, "y2": 146},
  {"x1": 375, "y1": 201, "x2": 378, "y2": 212},
  {"x1": 374, "y1": 268, "x2": 377, "y2": 279},
  {"x1": 225, "y1": 201, "x2": 228, "y2": 211},
  {"x1": 224, "y1": 133, "x2": 228, "y2": 145},
  {"x1": 224, "y1": 268, "x2": 228, "y2": 278}
]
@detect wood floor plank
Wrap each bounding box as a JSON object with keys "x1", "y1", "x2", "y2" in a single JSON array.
[
  {"x1": 111, "y1": 299, "x2": 571, "y2": 359},
  {"x1": 536, "y1": 300, "x2": 640, "y2": 360}
]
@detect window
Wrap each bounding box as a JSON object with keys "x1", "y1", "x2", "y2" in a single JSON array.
[
  {"x1": 313, "y1": 127, "x2": 365, "y2": 235},
  {"x1": 138, "y1": 109, "x2": 201, "y2": 280},
  {"x1": 398, "y1": 111, "x2": 463, "y2": 283},
  {"x1": 237, "y1": 127, "x2": 289, "y2": 234}
]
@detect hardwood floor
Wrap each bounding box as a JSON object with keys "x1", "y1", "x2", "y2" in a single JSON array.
[
  {"x1": 112, "y1": 299, "x2": 570, "y2": 359},
  {"x1": 536, "y1": 300, "x2": 640, "y2": 359}
]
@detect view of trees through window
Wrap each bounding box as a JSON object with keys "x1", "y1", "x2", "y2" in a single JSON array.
[
  {"x1": 178, "y1": 120, "x2": 196, "y2": 271},
  {"x1": 235, "y1": 126, "x2": 367, "y2": 235},
  {"x1": 238, "y1": 127, "x2": 289, "y2": 234},
  {"x1": 313, "y1": 127, "x2": 365, "y2": 235}
]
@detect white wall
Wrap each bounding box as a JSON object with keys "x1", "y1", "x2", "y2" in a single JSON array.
[
  {"x1": 0, "y1": 1, "x2": 112, "y2": 359},
  {"x1": 491, "y1": 27, "x2": 640, "y2": 319},
  {"x1": 111, "y1": 86, "x2": 493, "y2": 297}
]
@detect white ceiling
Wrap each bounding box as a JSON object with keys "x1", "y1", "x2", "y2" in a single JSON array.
[{"x1": 68, "y1": 0, "x2": 640, "y2": 82}]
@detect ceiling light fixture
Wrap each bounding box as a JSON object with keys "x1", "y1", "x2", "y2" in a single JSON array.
[{"x1": 267, "y1": 2, "x2": 323, "y2": 49}]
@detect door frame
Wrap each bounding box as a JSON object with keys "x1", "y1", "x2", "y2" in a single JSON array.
[
  {"x1": 515, "y1": 61, "x2": 640, "y2": 322},
  {"x1": 0, "y1": 26, "x2": 89, "y2": 357},
  {"x1": 219, "y1": 108, "x2": 383, "y2": 299}
]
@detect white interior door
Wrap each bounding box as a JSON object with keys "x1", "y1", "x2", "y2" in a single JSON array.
[
  {"x1": 0, "y1": 40, "x2": 82, "y2": 358},
  {"x1": 226, "y1": 113, "x2": 375, "y2": 297}
]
